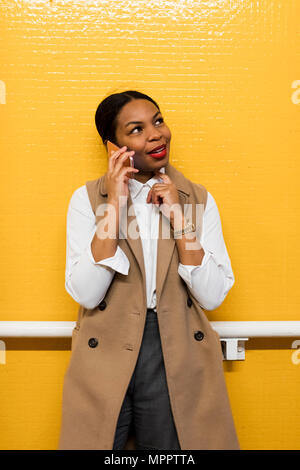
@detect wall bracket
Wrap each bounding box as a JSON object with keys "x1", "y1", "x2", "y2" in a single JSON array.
[{"x1": 220, "y1": 338, "x2": 249, "y2": 360}]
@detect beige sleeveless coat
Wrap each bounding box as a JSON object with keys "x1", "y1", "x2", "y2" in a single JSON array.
[{"x1": 58, "y1": 162, "x2": 240, "y2": 450}]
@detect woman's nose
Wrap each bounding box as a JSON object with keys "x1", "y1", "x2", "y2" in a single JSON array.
[{"x1": 148, "y1": 130, "x2": 162, "y2": 140}]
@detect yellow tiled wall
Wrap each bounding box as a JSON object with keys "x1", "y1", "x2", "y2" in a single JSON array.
[{"x1": 0, "y1": 0, "x2": 299, "y2": 450}]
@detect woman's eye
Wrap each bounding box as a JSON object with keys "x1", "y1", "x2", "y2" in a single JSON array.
[{"x1": 130, "y1": 118, "x2": 164, "y2": 134}]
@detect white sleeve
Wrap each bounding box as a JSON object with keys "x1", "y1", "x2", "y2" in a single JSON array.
[
  {"x1": 178, "y1": 191, "x2": 235, "y2": 311},
  {"x1": 65, "y1": 185, "x2": 130, "y2": 310}
]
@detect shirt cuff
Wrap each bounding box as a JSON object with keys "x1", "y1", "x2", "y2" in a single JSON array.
[
  {"x1": 178, "y1": 247, "x2": 212, "y2": 289},
  {"x1": 86, "y1": 232, "x2": 130, "y2": 275}
]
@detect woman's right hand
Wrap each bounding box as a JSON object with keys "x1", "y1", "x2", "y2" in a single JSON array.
[{"x1": 106, "y1": 146, "x2": 139, "y2": 207}]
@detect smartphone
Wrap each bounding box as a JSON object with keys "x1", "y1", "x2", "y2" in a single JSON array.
[{"x1": 107, "y1": 140, "x2": 135, "y2": 178}]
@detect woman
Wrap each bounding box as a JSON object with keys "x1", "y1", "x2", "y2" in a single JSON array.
[{"x1": 58, "y1": 90, "x2": 240, "y2": 450}]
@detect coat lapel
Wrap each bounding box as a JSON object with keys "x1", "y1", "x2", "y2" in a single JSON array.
[{"x1": 98, "y1": 163, "x2": 191, "y2": 307}]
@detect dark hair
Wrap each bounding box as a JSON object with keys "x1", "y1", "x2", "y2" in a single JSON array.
[{"x1": 95, "y1": 90, "x2": 160, "y2": 147}]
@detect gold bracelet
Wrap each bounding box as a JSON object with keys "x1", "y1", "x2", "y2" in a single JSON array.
[{"x1": 172, "y1": 222, "x2": 196, "y2": 238}]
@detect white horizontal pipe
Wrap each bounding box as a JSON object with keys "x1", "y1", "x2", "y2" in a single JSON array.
[
  {"x1": 210, "y1": 321, "x2": 300, "y2": 338},
  {"x1": 0, "y1": 321, "x2": 299, "y2": 338},
  {"x1": 0, "y1": 321, "x2": 76, "y2": 338}
]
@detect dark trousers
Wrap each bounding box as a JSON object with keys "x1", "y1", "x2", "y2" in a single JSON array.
[{"x1": 113, "y1": 308, "x2": 181, "y2": 450}]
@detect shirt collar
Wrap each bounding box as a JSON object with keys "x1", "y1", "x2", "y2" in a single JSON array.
[{"x1": 128, "y1": 166, "x2": 165, "y2": 200}]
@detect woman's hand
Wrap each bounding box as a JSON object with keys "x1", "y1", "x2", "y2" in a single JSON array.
[
  {"x1": 106, "y1": 146, "x2": 139, "y2": 208},
  {"x1": 146, "y1": 171, "x2": 183, "y2": 226}
]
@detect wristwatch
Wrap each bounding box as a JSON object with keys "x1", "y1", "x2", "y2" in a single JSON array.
[{"x1": 172, "y1": 222, "x2": 196, "y2": 238}]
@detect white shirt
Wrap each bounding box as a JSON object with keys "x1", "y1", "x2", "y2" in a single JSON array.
[{"x1": 65, "y1": 167, "x2": 235, "y2": 311}]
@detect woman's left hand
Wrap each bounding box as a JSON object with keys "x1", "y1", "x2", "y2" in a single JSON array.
[{"x1": 146, "y1": 171, "x2": 183, "y2": 226}]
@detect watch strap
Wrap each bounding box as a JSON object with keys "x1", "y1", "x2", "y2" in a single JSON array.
[{"x1": 172, "y1": 222, "x2": 196, "y2": 238}]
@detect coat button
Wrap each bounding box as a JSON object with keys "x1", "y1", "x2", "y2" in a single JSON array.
[
  {"x1": 187, "y1": 297, "x2": 193, "y2": 307},
  {"x1": 98, "y1": 300, "x2": 106, "y2": 310},
  {"x1": 88, "y1": 337, "x2": 98, "y2": 348},
  {"x1": 194, "y1": 330, "x2": 204, "y2": 341}
]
